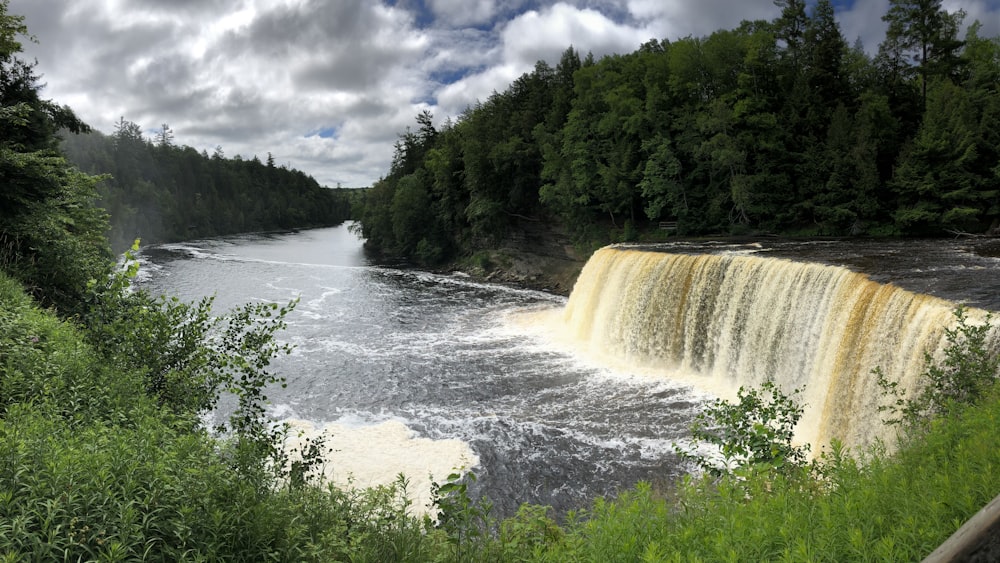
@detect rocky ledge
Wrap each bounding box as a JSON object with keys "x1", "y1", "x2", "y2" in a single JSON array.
[{"x1": 451, "y1": 219, "x2": 587, "y2": 296}]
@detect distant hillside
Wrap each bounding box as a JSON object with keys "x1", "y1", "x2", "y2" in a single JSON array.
[{"x1": 61, "y1": 122, "x2": 354, "y2": 251}]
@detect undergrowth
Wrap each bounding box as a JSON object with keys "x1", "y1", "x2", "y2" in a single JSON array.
[{"x1": 2, "y1": 261, "x2": 999, "y2": 561}]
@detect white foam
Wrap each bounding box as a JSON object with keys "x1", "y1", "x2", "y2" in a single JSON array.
[
  {"x1": 282, "y1": 419, "x2": 479, "y2": 516},
  {"x1": 306, "y1": 288, "x2": 343, "y2": 309}
]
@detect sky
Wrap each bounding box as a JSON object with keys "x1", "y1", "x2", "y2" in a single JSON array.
[{"x1": 9, "y1": 0, "x2": 1000, "y2": 188}]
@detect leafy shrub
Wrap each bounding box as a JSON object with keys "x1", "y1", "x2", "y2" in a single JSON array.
[
  {"x1": 80, "y1": 242, "x2": 298, "y2": 441},
  {"x1": 430, "y1": 470, "x2": 496, "y2": 561},
  {"x1": 498, "y1": 504, "x2": 564, "y2": 560},
  {"x1": 0, "y1": 272, "x2": 138, "y2": 424},
  {"x1": 415, "y1": 237, "x2": 444, "y2": 265},
  {"x1": 674, "y1": 380, "x2": 810, "y2": 477},
  {"x1": 0, "y1": 268, "x2": 442, "y2": 561},
  {"x1": 879, "y1": 305, "x2": 999, "y2": 429}
]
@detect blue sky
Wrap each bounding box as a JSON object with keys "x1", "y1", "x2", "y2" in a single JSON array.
[{"x1": 9, "y1": 0, "x2": 1000, "y2": 188}]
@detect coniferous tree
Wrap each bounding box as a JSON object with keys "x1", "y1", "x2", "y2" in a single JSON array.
[
  {"x1": 0, "y1": 1, "x2": 110, "y2": 313},
  {"x1": 881, "y1": 0, "x2": 965, "y2": 107},
  {"x1": 155, "y1": 123, "x2": 174, "y2": 147},
  {"x1": 353, "y1": 0, "x2": 1000, "y2": 252}
]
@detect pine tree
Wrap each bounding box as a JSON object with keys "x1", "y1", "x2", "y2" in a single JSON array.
[
  {"x1": 155, "y1": 123, "x2": 174, "y2": 147},
  {"x1": 0, "y1": 1, "x2": 110, "y2": 312},
  {"x1": 881, "y1": 0, "x2": 965, "y2": 107}
]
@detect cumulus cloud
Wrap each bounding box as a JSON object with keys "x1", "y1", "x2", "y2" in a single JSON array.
[
  {"x1": 8, "y1": 0, "x2": 1000, "y2": 187},
  {"x1": 428, "y1": 0, "x2": 499, "y2": 26},
  {"x1": 502, "y1": 3, "x2": 647, "y2": 66},
  {"x1": 435, "y1": 63, "x2": 521, "y2": 117},
  {"x1": 836, "y1": 0, "x2": 891, "y2": 50},
  {"x1": 627, "y1": 0, "x2": 775, "y2": 39},
  {"x1": 945, "y1": 0, "x2": 1000, "y2": 37}
]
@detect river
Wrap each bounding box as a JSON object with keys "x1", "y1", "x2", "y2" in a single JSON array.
[
  {"x1": 138, "y1": 225, "x2": 1000, "y2": 519},
  {"x1": 138, "y1": 224, "x2": 703, "y2": 518}
]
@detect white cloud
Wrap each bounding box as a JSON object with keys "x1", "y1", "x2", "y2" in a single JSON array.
[
  {"x1": 433, "y1": 1, "x2": 657, "y2": 118},
  {"x1": 8, "y1": 0, "x2": 1000, "y2": 188},
  {"x1": 435, "y1": 63, "x2": 521, "y2": 117},
  {"x1": 502, "y1": 3, "x2": 647, "y2": 67},
  {"x1": 428, "y1": 0, "x2": 498, "y2": 26},
  {"x1": 836, "y1": 0, "x2": 891, "y2": 51},
  {"x1": 627, "y1": 0, "x2": 775, "y2": 39},
  {"x1": 945, "y1": 0, "x2": 1000, "y2": 37}
]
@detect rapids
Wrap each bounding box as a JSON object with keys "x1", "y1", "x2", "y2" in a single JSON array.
[{"x1": 138, "y1": 226, "x2": 1000, "y2": 517}]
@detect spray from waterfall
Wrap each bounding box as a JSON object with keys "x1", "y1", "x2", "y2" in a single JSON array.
[{"x1": 561, "y1": 247, "x2": 996, "y2": 450}]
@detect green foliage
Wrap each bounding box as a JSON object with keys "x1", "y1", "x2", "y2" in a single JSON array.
[
  {"x1": 0, "y1": 9, "x2": 110, "y2": 313},
  {"x1": 498, "y1": 504, "x2": 564, "y2": 560},
  {"x1": 675, "y1": 381, "x2": 810, "y2": 477},
  {"x1": 430, "y1": 470, "x2": 495, "y2": 561},
  {"x1": 77, "y1": 240, "x2": 297, "y2": 436},
  {"x1": 355, "y1": 0, "x2": 1000, "y2": 261},
  {"x1": 0, "y1": 262, "x2": 438, "y2": 562},
  {"x1": 0, "y1": 273, "x2": 124, "y2": 423},
  {"x1": 879, "y1": 305, "x2": 999, "y2": 428},
  {"x1": 526, "y1": 381, "x2": 1000, "y2": 562},
  {"x1": 0, "y1": 403, "x2": 439, "y2": 561},
  {"x1": 60, "y1": 123, "x2": 353, "y2": 252},
  {"x1": 881, "y1": 0, "x2": 966, "y2": 107}
]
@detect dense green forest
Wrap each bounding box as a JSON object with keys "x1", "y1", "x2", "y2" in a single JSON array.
[
  {"x1": 60, "y1": 125, "x2": 354, "y2": 252},
  {"x1": 358, "y1": 0, "x2": 1000, "y2": 265},
  {"x1": 4, "y1": 0, "x2": 1000, "y2": 560}
]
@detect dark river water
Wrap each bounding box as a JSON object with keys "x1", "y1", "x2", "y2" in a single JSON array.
[
  {"x1": 138, "y1": 225, "x2": 704, "y2": 518},
  {"x1": 626, "y1": 238, "x2": 1000, "y2": 311},
  {"x1": 138, "y1": 225, "x2": 1000, "y2": 519}
]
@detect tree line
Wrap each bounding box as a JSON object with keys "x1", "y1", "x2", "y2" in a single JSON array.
[
  {"x1": 357, "y1": 0, "x2": 1000, "y2": 265},
  {"x1": 5, "y1": 2, "x2": 1000, "y2": 558},
  {"x1": 61, "y1": 120, "x2": 354, "y2": 252}
]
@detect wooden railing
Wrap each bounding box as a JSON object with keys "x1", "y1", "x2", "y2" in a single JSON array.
[{"x1": 922, "y1": 492, "x2": 1000, "y2": 562}]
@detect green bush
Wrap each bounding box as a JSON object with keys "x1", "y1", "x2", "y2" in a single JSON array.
[
  {"x1": 674, "y1": 380, "x2": 810, "y2": 477},
  {"x1": 0, "y1": 272, "x2": 136, "y2": 424},
  {"x1": 0, "y1": 269, "x2": 446, "y2": 561},
  {"x1": 524, "y1": 381, "x2": 1000, "y2": 561},
  {"x1": 879, "y1": 305, "x2": 1000, "y2": 429}
]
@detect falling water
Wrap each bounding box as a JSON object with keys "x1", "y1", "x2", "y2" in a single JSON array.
[{"x1": 562, "y1": 247, "x2": 997, "y2": 450}]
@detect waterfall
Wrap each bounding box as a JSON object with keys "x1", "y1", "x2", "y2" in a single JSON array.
[{"x1": 563, "y1": 246, "x2": 993, "y2": 450}]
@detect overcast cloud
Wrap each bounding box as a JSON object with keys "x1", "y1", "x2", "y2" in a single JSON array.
[{"x1": 9, "y1": 0, "x2": 1000, "y2": 187}]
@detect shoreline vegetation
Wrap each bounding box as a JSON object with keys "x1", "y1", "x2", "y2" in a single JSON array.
[
  {"x1": 3, "y1": 259, "x2": 1000, "y2": 560},
  {"x1": 60, "y1": 123, "x2": 356, "y2": 254},
  {"x1": 2, "y1": 0, "x2": 1000, "y2": 560},
  {"x1": 354, "y1": 0, "x2": 1000, "y2": 277}
]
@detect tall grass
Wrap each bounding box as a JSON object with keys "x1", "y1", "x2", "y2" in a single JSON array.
[{"x1": 524, "y1": 383, "x2": 1000, "y2": 561}]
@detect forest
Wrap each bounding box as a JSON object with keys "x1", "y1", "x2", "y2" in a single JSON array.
[
  {"x1": 357, "y1": 0, "x2": 1000, "y2": 265},
  {"x1": 61, "y1": 124, "x2": 354, "y2": 252},
  {"x1": 3, "y1": 0, "x2": 1000, "y2": 559}
]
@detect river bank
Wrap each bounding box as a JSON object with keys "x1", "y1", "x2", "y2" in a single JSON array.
[{"x1": 447, "y1": 220, "x2": 588, "y2": 296}]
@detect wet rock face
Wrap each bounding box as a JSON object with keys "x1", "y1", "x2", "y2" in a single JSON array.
[
  {"x1": 482, "y1": 251, "x2": 584, "y2": 295},
  {"x1": 972, "y1": 238, "x2": 1000, "y2": 259},
  {"x1": 461, "y1": 219, "x2": 587, "y2": 295}
]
